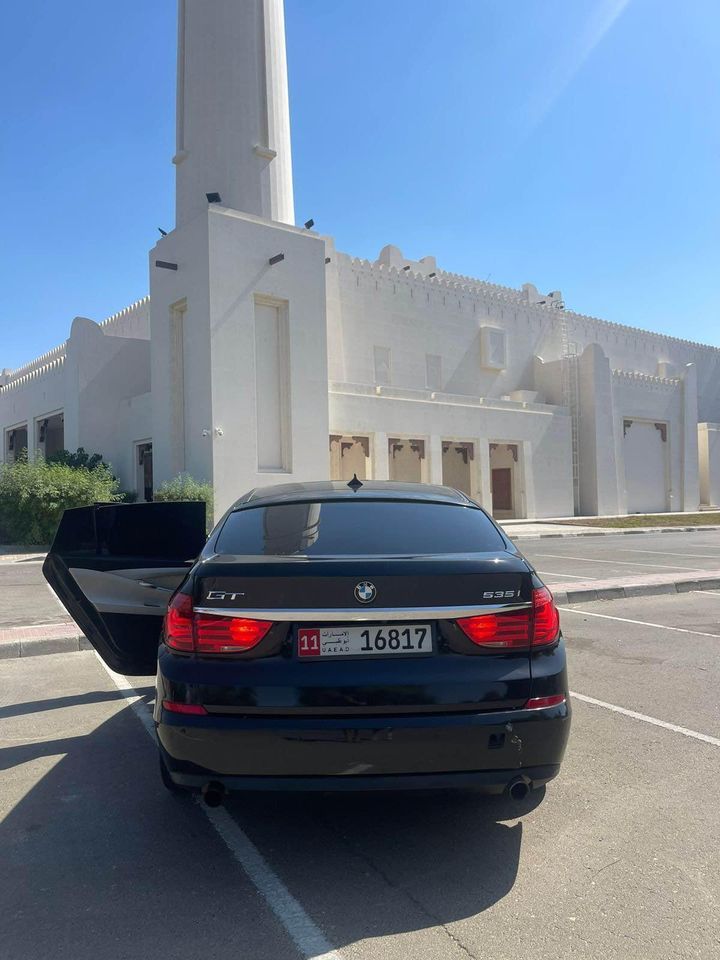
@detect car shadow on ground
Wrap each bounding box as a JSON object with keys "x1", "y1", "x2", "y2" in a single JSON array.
[{"x1": 0, "y1": 698, "x2": 544, "y2": 958}]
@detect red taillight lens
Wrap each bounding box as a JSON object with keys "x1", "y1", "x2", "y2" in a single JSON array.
[
  {"x1": 165, "y1": 593, "x2": 194, "y2": 651},
  {"x1": 163, "y1": 595, "x2": 273, "y2": 655},
  {"x1": 457, "y1": 610, "x2": 531, "y2": 648},
  {"x1": 531, "y1": 586, "x2": 560, "y2": 646},
  {"x1": 194, "y1": 615, "x2": 273, "y2": 654},
  {"x1": 457, "y1": 587, "x2": 560, "y2": 649},
  {"x1": 524, "y1": 694, "x2": 566, "y2": 710},
  {"x1": 162, "y1": 700, "x2": 208, "y2": 715}
]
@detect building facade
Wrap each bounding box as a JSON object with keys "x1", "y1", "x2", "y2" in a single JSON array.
[{"x1": 2, "y1": 0, "x2": 720, "y2": 519}]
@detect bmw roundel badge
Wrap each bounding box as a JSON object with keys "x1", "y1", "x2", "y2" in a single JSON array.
[{"x1": 354, "y1": 581, "x2": 376, "y2": 604}]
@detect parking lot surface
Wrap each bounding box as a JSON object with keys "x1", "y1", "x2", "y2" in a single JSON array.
[
  {"x1": 0, "y1": 558, "x2": 69, "y2": 629},
  {"x1": 2, "y1": 588, "x2": 719, "y2": 959},
  {"x1": 514, "y1": 529, "x2": 720, "y2": 586}
]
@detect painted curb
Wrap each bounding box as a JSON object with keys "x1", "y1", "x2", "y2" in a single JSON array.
[
  {"x1": 0, "y1": 634, "x2": 90, "y2": 660},
  {"x1": 552, "y1": 575, "x2": 720, "y2": 606},
  {"x1": 509, "y1": 525, "x2": 720, "y2": 541}
]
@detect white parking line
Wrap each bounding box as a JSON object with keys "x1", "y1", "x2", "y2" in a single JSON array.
[
  {"x1": 570, "y1": 692, "x2": 720, "y2": 748},
  {"x1": 692, "y1": 590, "x2": 720, "y2": 598},
  {"x1": 537, "y1": 570, "x2": 590, "y2": 580},
  {"x1": 559, "y1": 606, "x2": 720, "y2": 638},
  {"x1": 619, "y1": 548, "x2": 720, "y2": 560},
  {"x1": 94, "y1": 654, "x2": 342, "y2": 960},
  {"x1": 536, "y1": 553, "x2": 699, "y2": 571}
]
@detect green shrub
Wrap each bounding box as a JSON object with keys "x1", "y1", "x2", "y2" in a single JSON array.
[
  {"x1": 46, "y1": 447, "x2": 109, "y2": 472},
  {"x1": 154, "y1": 473, "x2": 214, "y2": 530},
  {"x1": 0, "y1": 458, "x2": 121, "y2": 545}
]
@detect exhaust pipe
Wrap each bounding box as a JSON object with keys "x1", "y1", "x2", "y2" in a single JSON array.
[
  {"x1": 202, "y1": 781, "x2": 226, "y2": 808},
  {"x1": 507, "y1": 777, "x2": 531, "y2": 802}
]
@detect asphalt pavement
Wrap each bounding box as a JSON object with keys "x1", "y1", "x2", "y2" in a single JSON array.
[
  {"x1": 2, "y1": 590, "x2": 719, "y2": 959},
  {"x1": 515, "y1": 529, "x2": 720, "y2": 594}
]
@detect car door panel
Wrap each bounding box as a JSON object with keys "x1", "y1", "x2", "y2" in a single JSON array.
[{"x1": 43, "y1": 502, "x2": 207, "y2": 675}]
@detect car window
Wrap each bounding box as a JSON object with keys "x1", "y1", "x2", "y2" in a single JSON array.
[{"x1": 214, "y1": 500, "x2": 504, "y2": 556}]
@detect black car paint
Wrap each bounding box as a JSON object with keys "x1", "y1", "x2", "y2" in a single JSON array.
[{"x1": 43, "y1": 483, "x2": 571, "y2": 795}]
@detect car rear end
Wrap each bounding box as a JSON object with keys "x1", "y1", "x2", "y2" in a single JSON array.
[{"x1": 154, "y1": 492, "x2": 570, "y2": 797}]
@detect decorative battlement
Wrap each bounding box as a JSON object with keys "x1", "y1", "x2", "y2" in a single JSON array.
[
  {"x1": 98, "y1": 295, "x2": 150, "y2": 334},
  {"x1": 0, "y1": 354, "x2": 66, "y2": 394},
  {"x1": 337, "y1": 247, "x2": 720, "y2": 355},
  {"x1": 612, "y1": 369, "x2": 681, "y2": 388},
  {"x1": 2, "y1": 295, "x2": 151, "y2": 389}
]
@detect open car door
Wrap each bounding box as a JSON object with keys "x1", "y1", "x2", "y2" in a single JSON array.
[{"x1": 43, "y1": 501, "x2": 207, "y2": 675}]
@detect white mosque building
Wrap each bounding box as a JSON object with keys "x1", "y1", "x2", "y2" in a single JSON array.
[{"x1": 2, "y1": 0, "x2": 720, "y2": 519}]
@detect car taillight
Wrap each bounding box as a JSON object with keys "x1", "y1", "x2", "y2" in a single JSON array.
[
  {"x1": 194, "y1": 614, "x2": 273, "y2": 654},
  {"x1": 165, "y1": 593, "x2": 194, "y2": 651},
  {"x1": 457, "y1": 587, "x2": 560, "y2": 649},
  {"x1": 164, "y1": 594, "x2": 273, "y2": 655},
  {"x1": 531, "y1": 586, "x2": 560, "y2": 646},
  {"x1": 457, "y1": 609, "x2": 531, "y2": 648}
]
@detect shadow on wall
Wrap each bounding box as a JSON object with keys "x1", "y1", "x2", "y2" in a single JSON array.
[{"x1": 0, "y1": 688, "x2": 542, "y2": 957}]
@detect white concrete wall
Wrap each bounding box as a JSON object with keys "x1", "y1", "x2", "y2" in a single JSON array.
[
  {"x1": 151, "y1": 207, "x2": 329, "y2": 514},
  {"x1": 206, "y1": 208, "x2": 329, "y2": 512},
  {"x1": 329, "y1": 387, "x2": 573, "y2": 518},
  {"x1": 699, "y1": 423, "x2": 720, "y2": 507},
  {"x1": 327, "y1": 254, "x2": 552, "y2": 403},
  {"x1": 611, "y1": 371, "x2": 685, "y2": 513}
]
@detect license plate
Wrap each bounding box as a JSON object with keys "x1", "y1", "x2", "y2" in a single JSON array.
[{"x1": 297, "y1": 624, "x2": 432, "y2": 659}]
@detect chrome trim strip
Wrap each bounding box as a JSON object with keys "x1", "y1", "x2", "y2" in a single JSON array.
[{"x1": 192, "y1": 602, "x2": 531, "y2": 623}]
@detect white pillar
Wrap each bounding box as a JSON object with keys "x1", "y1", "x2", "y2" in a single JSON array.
[
  {"x1": 373, "y1": 432, "x2": 389, "y2": 480},
  {"x1": 521, "y1": 440, "x2": 537, "y2": 519},
  {"x1": 477, "y1": 442, "x2": 492, "y2": 511},
  {"x1": 428, "y1": 435, "x2": 443, "y2": 484},
  {"x1": 175, "y1": 0, "x2": 295, "y2": 227},
  {"x1": 681, "y1": 363, "x2": 700, "y2": 511}
]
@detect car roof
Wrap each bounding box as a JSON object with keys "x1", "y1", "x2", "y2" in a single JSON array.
[{"x1": 231, "y1": 480, "x2": 475, "y2": 511}]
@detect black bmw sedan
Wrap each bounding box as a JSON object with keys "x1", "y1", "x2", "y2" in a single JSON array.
[{"x1": 43, "y1": 480, "x2": 570, "y2": 805}]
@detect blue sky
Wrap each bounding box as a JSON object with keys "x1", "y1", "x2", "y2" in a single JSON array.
[{"x1": 1, "y1": 0, "x2": 718, "y2": 370}]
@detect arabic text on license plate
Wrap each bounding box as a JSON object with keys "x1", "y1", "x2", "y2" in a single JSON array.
[{"x1": 297, "y1": 624, "x2": 432, "y2": 658}]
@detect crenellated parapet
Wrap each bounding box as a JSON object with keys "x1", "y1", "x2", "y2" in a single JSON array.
[
  {"x1": 612, "y1": 368, "x2": 682, "y2": 390},
  {"x1": 336, "y1": 248, "x2": 720, "y2": 356},
  {"x1": 0, "y1": 354, "x2": 66, "y2": 394}
]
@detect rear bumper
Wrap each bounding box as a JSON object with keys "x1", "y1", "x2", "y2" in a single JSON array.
[{"x1": 157, "y1": 702, "x2": 570, "y2": 793}]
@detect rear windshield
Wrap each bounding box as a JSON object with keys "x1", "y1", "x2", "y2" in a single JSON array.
[{"x1": 214, "y1": 500, "x2": 504, "y2": 557}]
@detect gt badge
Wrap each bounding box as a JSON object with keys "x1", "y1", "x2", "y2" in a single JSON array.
[{"x1": 354, "y1": 581, "x2": 376, "y2": 604}]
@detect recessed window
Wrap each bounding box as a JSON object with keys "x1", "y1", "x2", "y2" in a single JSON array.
[{"x1": 480, "y1": 327, "x2": 507, "y2": 370}]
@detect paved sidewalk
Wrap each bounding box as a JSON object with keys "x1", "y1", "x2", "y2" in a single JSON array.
[
  {"x1": 0, "y1": 622, "x2": 88, "y2": 659},
  {"x1": 501, "y1": 521, "x2": 720, "y2": 539},
  {"x1": 547, "y1": 568, "x2": 720, "y2": 606}
]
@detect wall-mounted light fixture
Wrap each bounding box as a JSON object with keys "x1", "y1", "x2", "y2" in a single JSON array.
[
  {"x1": 206, "y1": 192, "x2": 222, "y2": 203},
  {"x1": 268, "y1": 253, "x2": 285, "y2": 266},
  {"x1": 428, "y1": 272, "x2": 437, "y2": 278},
  {"x1": 158, "y1": 227, "x2": 168, "y2": 237},
  {"x1": 304, "y1": 219, "x2": 315, "y2": 230},
  {"x1": 402, "y1": 265, "x2": 411, "y2": 271},
  {"x1": 325, "y1": 257, "x2": 332, "y2": 264}
]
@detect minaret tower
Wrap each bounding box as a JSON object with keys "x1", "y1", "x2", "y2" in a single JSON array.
[{"x1": 174, "y1": 0, "x2": 295, "y2": 227}]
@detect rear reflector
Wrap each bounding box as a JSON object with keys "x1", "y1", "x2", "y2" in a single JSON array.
[
  {"x1": 165, "y1": 593, "x2": 273, "y2": 655},
  {"x1": 524, "y1": 694, "x2": 566, "y2": 710},
  {"x1": 457, "y1": 587, "x2": 560, "y2": 649},
  {"x1": 162, "y1": 700, "x2": 208, "y2": 715}
]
